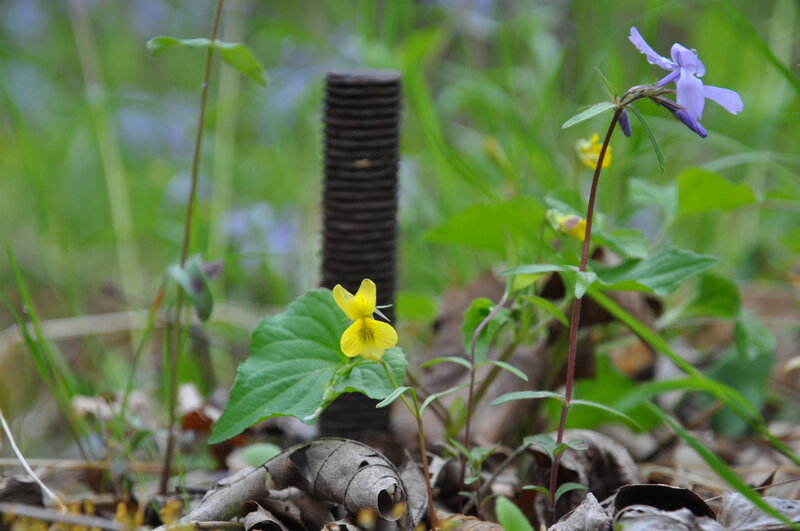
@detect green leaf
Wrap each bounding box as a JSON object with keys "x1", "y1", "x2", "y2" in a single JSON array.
[
  {"x1": 419, "y1": 383, "x2": 471, "y2": 414},
  {"x1": 734, "y1": 313, "x2": 775, "y2": 362},
  {"x1": 501, "y1": 263, "x2": 569, "y2": 276},
  {"x1": 502, "y1": 264, "x2": 596, "y2": 299},
  {"x1": 594, "y1": 228, "x2": 650, "y2": 260},
  {"x1": 479, "y1": 360, "x2": 528, "y2": 382},
  {"x1": 682, "y1": 273, "x2": 741, "y2": 318},
  {"x1": 594, "y1": 67, "x2": 616, "y2": 99},
  {"x1": 376, "y1": 386, "x2": 412, "y2": 408},
  {"x1": 522, "y1": 485, "x2": 552, "y2": 499},
  {"x1": 628, "y1": 178, "x2": 677, "y2": 218},
  {"x1": 589, "y1": 289, "x2": 759, "y2": 418},
  {"x1": 520, "y1": 296, "x2": 569, "y2": 326},
  {"x1": 462, "y1": 298, "x2": 511, "y2": 364},
  {"x1": 239, "y1": 442, "x2": 282, "y2": 467},
  {"x1": 169, "y1": 255, "x2": 214, "y2": 321},
  {"x1": 491, "y1": 390, "x2": 564, "y2": 406},
  {"x1": 646, "y1": 402, "x2": 800, "y2": 531},
  {"x1": 570, "y1": 399, "x2": 641, "y2": 429},
  {"x1": 708, "y1": 348, "x2": 773, "y2": 437},
  {"x1": 209, "y1": 289, "x2": 406, "y2": 443},
  {"x1": 554, "y1": 482, "x2": 588, "y2": 503},
  {"x1": 334, "y1": 348, "x2": 407, "y2": 399},
  {"x1": 561, "y1": 101, "x2": 617, "y2": 129},
  {"x1": 594, "y1": 246, "x2": 718, "y2": 296},
  {"x1": 495, "y1": 497, "x2": 534, "y2": 531},
  {"x1": 627, "y1": 105, "x2": 665, "y2": 173},
  {"x1": 421, "y1": 356, "x2": 473, "y2": 371},
  {"x1": 677, "y1": 168, "x2": 756, "y2": 217},
  {"x1": 523, "y1": 434, "x2": 556, "y2": 458},
  {"x1": 574, "y1": 271, "x2": 597, "y2": 299},
  {"x1": 146, "y1": 36, "x2": 267, "y2": 85},
  {"x1": 426, "y1": 197, "x2": 545, "y2": 255},
  {"x1": 561, "y1": 355, "x2": 659, "y2": 431},
  {"x1": 561, "y1": 439, "x2": 589, "y2": 452}
]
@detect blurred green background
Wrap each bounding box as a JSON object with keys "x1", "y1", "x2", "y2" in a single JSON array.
[{"x1": 0, "y1": 0, "x2": 797, "y2": 450}]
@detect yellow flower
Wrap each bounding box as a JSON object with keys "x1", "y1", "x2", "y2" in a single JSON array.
[
  {"x1": 555, "y1": 214, "x2": 587, "y2": 242},
  {"x1": 576, "y1": 133, "x2": 612, "y2": 169},
  {"x1": 333, "y1": 279, "x2": 398, "y2": 361}
]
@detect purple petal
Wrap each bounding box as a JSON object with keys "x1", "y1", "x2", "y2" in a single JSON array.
[
  {"x1": 676, "y1": 69, "x2": 706, "y2": 119},
  {"x1": 629, "y1": 27, "x2": 674, "y2": 71},
  {"x1": 619, "y1": 109, "x2": 632, "y2": 137},
  {"x1": 704, "y1": 85, "x2": 743, "y2": 115},
  {"x1": 670, "y1": 43, "x2": 705, "y2": 76},
  {"x1": 673, "y1": 109, "x2": 707, "y2": 138},
  {"x1": 654, "y1": 69, "x2": 680, "y2": 88}
]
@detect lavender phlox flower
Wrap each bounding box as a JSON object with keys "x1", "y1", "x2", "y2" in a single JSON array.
[{"x1": 629, "y1": 27, "x2": 743, "y2": 121}]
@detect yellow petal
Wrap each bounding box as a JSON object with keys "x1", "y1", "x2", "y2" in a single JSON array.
[
  {"x1": 340, "y1": 319, "x2": 366, "y2": 358},
  {"x1": 333, "y1": 280, "x2": 376, "y2": 320},
  {"x1": 353, "y1": 279, "x2": 377, "y2": 316},
  {"x1": 364, "y1": 317, "x2": 398, "y2": 350},
  {"x1": 339, "y1": 317, "x2": 398, "y2": 361},
  {"x1": 577, "y1": 134, "x2": 612, "y2": 169}
]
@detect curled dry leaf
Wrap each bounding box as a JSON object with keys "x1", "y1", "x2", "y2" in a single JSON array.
[
  {"x1": 171, "y1": 465, "x2": 271, "y2": 526},
  {"x1": 242, "y1": 502, "x2": 289, "y2": 531},
  {"x1": 614, "y1": 505, "x2": 724, "y2": 531},
  {"x1": 717, "y1": 492, "x2": 800, "y2": 530},
  {"x1": 614, "y1": 484, "x2": 715, "y2": 519},
  {"x1": 549, "y1": 493, "x2": 610, "y2": 531},
  {"x1": 398, "y1": 453, "x2": 428, "y2": 526},
  {"x1": 260, "y1": 487, "x2": 335, "y2": 530},
  {"x1": 265, "y1": 438, "x2": 407, "y2": 522}
]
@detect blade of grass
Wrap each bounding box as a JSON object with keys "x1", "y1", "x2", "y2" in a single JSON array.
[
  {"x1": 67, "y1": 0, "x2": 144, "y2": 309},
  {"x1": 647, "y1": 402, "x2": 800, "y2": 530},
  {"x1": 589, "y1": 287, "x2": 800, "y2": 467},
  {"x1": 4, "y1": 247, "x2": 89, "y2": 460}
]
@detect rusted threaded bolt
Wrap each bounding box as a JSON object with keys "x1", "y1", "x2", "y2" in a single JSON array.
[{"x1": 319, "y1": 69, "x2": 402, "y2": 440}]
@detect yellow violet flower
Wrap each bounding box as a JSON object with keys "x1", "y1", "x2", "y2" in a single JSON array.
[
  {"x1": 576, "y1": 133, "x2": 612, "y2": 169},
  {"x1": 556, "y1": 214, "x2": 587, "y2": 242},
  {"x1": 547, "y1": 209, "x2": 587, "y2": 242},
  {"x1": 333, "y1": 279, "x2": 398, "y2": 361}
]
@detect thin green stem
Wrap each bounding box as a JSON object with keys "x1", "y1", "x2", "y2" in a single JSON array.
[
  {"x1": 547, "y1": 108, "x2": 622, "y2": 520},
  {"x1": 463, "y1": 294, "x2": 508, "y2": 449},
  {"x1": 380, "y1": 361, "x2": 437, "y2": 529},
  {"x1": 159, "y1": 0, "x2": 225, "y2": 495}
]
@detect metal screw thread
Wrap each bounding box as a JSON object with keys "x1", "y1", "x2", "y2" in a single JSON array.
[{"x1": 319, "y1": 69, "x2": 402, "y2": 440}]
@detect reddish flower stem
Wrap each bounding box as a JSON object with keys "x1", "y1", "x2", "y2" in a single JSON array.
[{"x1": 547, "y1": 108, "x2": 622, "y2": 518}]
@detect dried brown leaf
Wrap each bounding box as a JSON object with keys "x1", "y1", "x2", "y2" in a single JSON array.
[{"x1": 265, "y1": 438, "x2": 406, "y2": 521}]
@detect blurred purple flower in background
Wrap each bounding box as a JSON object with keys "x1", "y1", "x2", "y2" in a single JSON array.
[
  {"x1": 629, "y1": 27, "x2": 743, "y2": 125},
  {"x1": 226, "y1": 202, "x2": 298, "y2": 257}
]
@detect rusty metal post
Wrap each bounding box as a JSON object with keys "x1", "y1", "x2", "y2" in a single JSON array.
[{"x1": 319, "y1": 69, "x2": 401, "y2": 440}]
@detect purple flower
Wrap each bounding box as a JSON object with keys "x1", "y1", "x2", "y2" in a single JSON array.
[
  {"x1": 629, "y1": 27, "x2": 743, "y2": 121},
  {"x1": 651, "y1": 96, "x2": 708, "y2": 138},
  {"x1": 618, "y1": 109, "x2": 632, "y2": 137}
]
